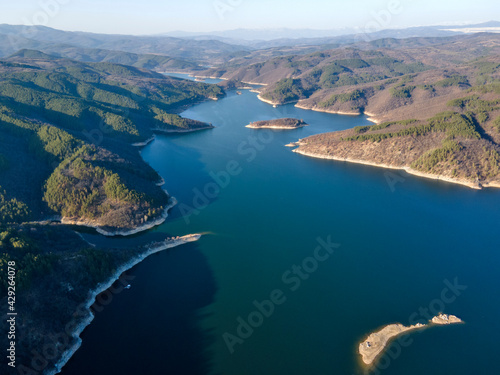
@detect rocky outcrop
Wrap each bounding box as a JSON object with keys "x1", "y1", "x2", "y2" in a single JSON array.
[
  {"x1": 246, "y1": 118, "x2": 308, "y2": 129},
  {"x1": 358, "y1": 314, "x2": 463, "y2": 367}
]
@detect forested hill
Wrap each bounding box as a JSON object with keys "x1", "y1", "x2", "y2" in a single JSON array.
[
  {"x1": 200, "y1": 33, "x2": 500, "y2": 113},
  {"x1": 0, "y1": 24, "x2": 249, "y2": 64},
  {"x1": 0, "y1": 51, "x2": 224, "y2": 230},
  {"x1": 1, "y1": 43, "x2": 206, "y2": 73},
  {"x1": 200, "y1": 33, "x2": 500, "y2": 188}
]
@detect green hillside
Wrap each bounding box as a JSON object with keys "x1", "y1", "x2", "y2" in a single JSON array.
[{"x1": 0, "y1": 52, "x2": 224, "y2": 229}]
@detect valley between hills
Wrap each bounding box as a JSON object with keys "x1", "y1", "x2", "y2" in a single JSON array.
[
  {"x1": 199, "y1": 33, "x2": 500, "y2": 189},
  {"x1": 0, "y1": 24, "x2": 499, "y2": 373}
]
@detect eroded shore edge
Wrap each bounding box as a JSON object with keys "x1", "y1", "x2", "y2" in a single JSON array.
[
  {"x1": 60, "y1": 194, "x2": 178, "y2": 236},
  {"x1": 49, "y1": 234, "x2": 202, "y2": 375},
  {"x1": 246, "y1": 124, "x2": 308, "y2": 130},
  {"x1": 358, "y1": 314, "x2": 464, "y2": 368},
  {"x1": 38, "y1": 84, "x2": 218, "y2": 373},
  {"x1": 254, "y1": 91, "x2": 496, "y2": 190},
  {"x1": 292, "y1": 148, "x2": 500, "y2": 190}
]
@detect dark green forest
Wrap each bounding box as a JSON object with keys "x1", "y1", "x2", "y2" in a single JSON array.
[{"x1": 0, "y1": 52, "x2": 224, "y2": 228}]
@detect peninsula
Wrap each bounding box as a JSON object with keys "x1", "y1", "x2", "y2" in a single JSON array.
[
  {"x1": 359, "y1": 314, "x2": 463, "y2": 367},
  {"x1": 0, "y1": 51, "x2": 221, "y2": 373},
  {"x1": 198, "y1": 34, "x2": 500, "y2": 188},
  {"x1": 0, "y1": 223, "x2": 202, "y2": 375},
  {"x1": 246, "y1": 118, "x2": 308, "y2": 129},
  {"x1": 0, "y1": 51, "x2": 224, "y2": 234}
]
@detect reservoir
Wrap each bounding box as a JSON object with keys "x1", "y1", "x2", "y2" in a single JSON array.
[{"x1": 61, "y1": 75, "x2": 500, "y2": 375}]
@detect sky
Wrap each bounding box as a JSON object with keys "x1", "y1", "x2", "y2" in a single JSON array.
[{"x1": 0, "y1": 0, "x2": 498, "y2": 35}]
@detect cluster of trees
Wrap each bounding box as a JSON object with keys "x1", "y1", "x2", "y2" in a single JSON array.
[
  {"x1": 365, "y1": 58, "x2": 428, "y2": 75},
  {"x1": 0, "y1": 55, "x2": 226, "y2": 226},
  {"x1": 3, "y1": 101, "x2": 166, "y2": 226},
  {"x1": 263, "y1": 54, "x2": 431, "y2": 104},
  {"x1": 436, "y1": 75, "x2": 469, "y2": 87},
  {"x1": 319, "y1": 89, "x2": 365, "y2": 108},
  {"x1": 265, "y1": 72, "x2": 385, "y2": 104},
  {"x1": 342, "y1": 112, "x2": 480, "y2": 142},
  {"x1": 353, "y1": 125, "x2": 371, "y2": 134},
  {"x1": 474, "y1": 61, "x2": 500, "y2": 76},
  {"x1": 43, "y1": 154, "x2": 148, "y2": 221},
  {"x1": 0, "y1": 229, "x2": 56, "y2": 292},
  {"x1": 151, "y1": 106, "x2": 209, "y2": 130},
  {"x1": 0, "y1": 188, "x2": 30, "y2": 224},
  {"x1": 335, "y1": 59, "x2": 370, "y2": 69},
  {"x1": 0, "y1": 78, "x2": 134, "y2": 136},
  {"x1": 427, "y1": 112, "x2": 480, "y2": 139},
  {"x1": 79, "y1": 248, "x2": 116, "y2": 285},
  {"x1": 471, "y1": 82, "x2": 500, "y2": 94},
  {"x1": 29, "y1": 125, "x2": 82, "y2": 163},
  {"x1": 481, "y1": 148, "x2": 500, "y2": 178},
  {"x1": 1, "y1": 102, "x2": 166, "y2": 227},
  {"x1": 104, "y1": 173, "x2": 143, "y2": 203},
  {"x1": 447, "y1": 96, "x2": 500, "y2": 125},
  {"x1": 495, "y1": 116, "x2": 500, "y2": 133},
  {"x1": 352, "y1": 119, "x2": 419, "y2": 135},
  {"x1": 318, "y1": 64, "x2": 350, "y2": 88},
  {"x1": 376, "y1": 119, "x2": 417, "y2": 131},
  {"x1": 420, "y1": 84, "x2": 436, "y2": 92},
  {"x1": 411, "y1": 140, "x2": 462, "y2": 173},
  {"x1": 262, "y1": 78, "x2": 306, "y2": 103},
  {"x1": 151, "y1": 78, "x2": 223, "y2": 106},
  {"x1": 287, "y1": 59, "x2": 315, "y2": 71},
  {"x1": 410, "y1": 141, "x2": 500, "y2": 183},
  {"x1": 448, "y1": 95, "x2": 499, "y2": 112},
  {"x1": 0, "y1": 221, "x2": 123, "y2": 291},
  {"x1": 0, "y1": 58, "x2": 224, "y2": 141},
  {"x1": 390, "y1": 85, "x2": 416, "y2": 99}
]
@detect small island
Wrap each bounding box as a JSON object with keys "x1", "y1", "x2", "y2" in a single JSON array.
[
  {"x1": 246, "y1": 118, "x2": 308, "y2": 129},
  {"x1": 359, "y1": 313, "x2": 463, "y2": 367}
]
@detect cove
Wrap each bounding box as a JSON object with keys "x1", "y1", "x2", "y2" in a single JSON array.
[{"x1": 61, "y1": 75, "x2": 500, "y2": 375}]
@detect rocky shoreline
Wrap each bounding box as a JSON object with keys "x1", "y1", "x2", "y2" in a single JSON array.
[
  {"x1": 48, "y1": 233, "x2": 202, "y2": 375},
  {"x1": 241, "y1": 80, "x2": 268, "y2": 86},
  {"x1": 259, "y1": 93, "x2": 486, "y2": 190},
  {"x1": 294, "y1": 102, "x2": 383, "y2": 123},
  {"x1": 131, "y1": 135, "x2": 156, "y2": 147},
  {"x1": 247, "y1": 125, "x2": 304, "y2": 129},
  {"x1": 60, "y1": 194, "x2": 178, "y2": 236},
  {"x1": 192, "y1": 74, "x2": 228, "y2": 81},
  {"x1": 294, "y1": 102, "x2": 361, "y2": 116},
  {"x1": 152, "y1": 124, "x2": 215, "y2": 133},
  {"x1": 256, "y1": 94, "x2": 297, "y2": 107},
  {"x1": 43, "y1": 100, "x2": 206, "y2": 373},
  {"x1": 246, "y1": 118, "x2": 308, "y2": 130},
  {"x1": 263, "y1": 95, "x2": 500, "y2": 190},
  {"x1": 358, "y1": 314, "x2": 463, "y2": 367},
  {"x1": 292, "y1": 148, "x2": 487, "y2": 190}
]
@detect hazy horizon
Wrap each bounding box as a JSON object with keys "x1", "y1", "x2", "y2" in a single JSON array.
[{"x1": 0, "y1": 0, "x2": 498, "y2": 36}]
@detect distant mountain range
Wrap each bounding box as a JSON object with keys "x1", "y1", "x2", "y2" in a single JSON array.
[
  {"x1": 0, "y1": 24, "x2": 249, "y2": 64},
  {"x1": 1, "y1": 21, "x2": 499, "y2": 63},
  {"x1": 160, "y1": 21, "x2": 500, "y2": 48},
  {"x1": 162, "y1": 27, "x2": 357, "y2": 41}
]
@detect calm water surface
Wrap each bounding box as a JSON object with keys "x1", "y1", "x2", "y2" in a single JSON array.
[{"x1": 62, "y1": 75, "x2": 500, "y2": 375}]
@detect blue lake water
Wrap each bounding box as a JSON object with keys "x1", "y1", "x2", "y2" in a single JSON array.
[
  {"x1": 164, "y1": 72, "x2": 222, "y2": 85},
  {"x1": 61, "y1": 76, "x2": 500, "y2": 375}
]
